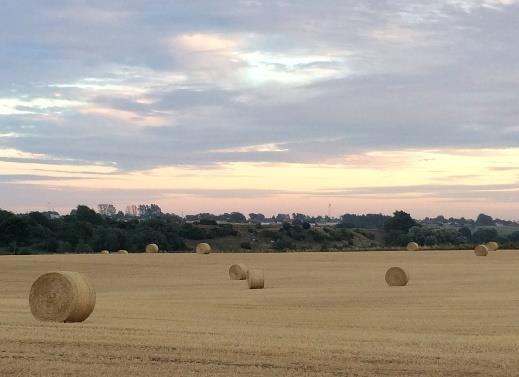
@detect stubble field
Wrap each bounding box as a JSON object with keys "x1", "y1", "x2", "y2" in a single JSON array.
[{"x1": 1, "y1": 250, "x2": 519, "y2": 376}]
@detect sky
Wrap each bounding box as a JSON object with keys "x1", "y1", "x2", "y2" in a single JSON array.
[{"x1": 1, "y1": 0, "x2": 519, "y2": 219}]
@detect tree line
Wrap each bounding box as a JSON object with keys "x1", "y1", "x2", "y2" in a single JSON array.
[{"x1": 1, "y1": 206, "x2": 518, "y2": 254}]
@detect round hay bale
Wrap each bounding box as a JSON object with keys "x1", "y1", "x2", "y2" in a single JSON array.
[
  {"x1": 29, "y1": 271, "x2": 96, "y2": 323},
  {"x1": 407, "y1": 242, "x2": 419, "y2": 251},
  {"x1": 145, "y1": 243, "x2": 159, "y2": 253},
  {"x1": 117, "y1": 250, "x2": 128, "y2": 254},
  {"x1": 247, "y1": 269, "x2": 264, "y2": 289},
  {"x1": 100, "y1": 250, "x2": 110, "y2": 255},
  {"x1": 229, "y1": 263, "x2": 248, "y2": 280},
  {"x1": 195, "y1": 243, "x2": 211, "y2": 254},
  {"x1": 385, "y1": 267, "x2": 409, "y2": 286},
  {"x1": 486, "y1": 241, "x2": 499, "y2": 251},
  {"x1": 474, "y1": 244, "x2": 488, "y2": 256}
]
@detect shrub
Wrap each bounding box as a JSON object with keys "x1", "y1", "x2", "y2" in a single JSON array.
[{"x1": 240, "y1": 242, "x2": 252, "y2": 250}]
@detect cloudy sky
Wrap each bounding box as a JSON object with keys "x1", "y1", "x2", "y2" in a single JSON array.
[{"x1": 1, "y1": 0, "x2": 518, "y2": 218}]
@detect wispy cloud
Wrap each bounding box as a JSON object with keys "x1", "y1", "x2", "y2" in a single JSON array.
[{"x1": 1, "y1": 1, "x2": 519, "y2": 216}]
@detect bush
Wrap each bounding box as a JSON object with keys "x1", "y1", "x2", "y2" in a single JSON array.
[
  {"x1": 309, "y1": 229, "x2": 326, "y2": 242},
  {"x1": 180, "y1": 224, "x2": 208, "y2": 240},
  {"x1": 272, "y1": 239, "x2": 294, "y2": 251},
  {"x1": 75, "y1": 240, "x2": 93, "y2": 253},
  {"x1": 199, "y1": 218, "x2": 218, "y2": 226},
  {"x1": 240, "y1": 242, "x2": 252, "y2": 250},
  {"x1": 472, "y1": 228, "x2": 498, "y2": 244}
]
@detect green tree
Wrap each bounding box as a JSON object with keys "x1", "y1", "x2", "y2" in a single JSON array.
[
  {"x1": 458, "y1": 227, "x2": 472, "y2": 242},
  {"x1": 472, "y1": 228, "x2": 498, "y2": 243},
  {"x1": 476, "y1": 213, "x2": 495, "y2": 226},
  {"x1": 384, "y1": 211, "x2": 419, "y2": 246},
  {"x1": 384, "y1": 211, "x2": 419, "y2": 233}
]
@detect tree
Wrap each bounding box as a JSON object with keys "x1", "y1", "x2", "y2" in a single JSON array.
[
  {"x1": 509, "y1": 231, "x2": 519, "y2": 243},
  {"x1": 275, "y1": 214, "x2": 290, "y2": 223},
  {"x1": 75, "y1": 240, "x2": 94, "y2": 253},
  {"x1": 72, "y1": 205, "x2": 103, "y2": 224},
  {"x1": 339, "y1": 213, "x2": 390, "y2": 229},
  {"x1": 384, "y1": 211, "x2": 419, "y2": 233},
  {"x1": 476, "y1": 213, "x2": 495, "y2": 226},
  {"x1": 138, "y1": 204, "x2": 163, "y2": 219},
  {"x1": 458, "y1": 227, "x2": 472, "y2": 242},
  {"x1": 98, "y1": 204, "x2": 117, "y2": 217},
  {"x1": 424, "y1": 235, "x2": 438, "y2": 246},
  {"x1": 292, "y1": 213, "x2": 308, "y2": 223},
  {"x1": 199, "y1": 218, "x2": 218, "y2": 226},
  {"x1": 125, "y1": 205, "x2": 138, "y2": 217},
  {"x1": 227, "y1": 212, "x2": 247, "y2": 223},
  {"x1": 472, "y1": 228, "x2": 498, "y2": 243},
  {"x1": 384, "y1": 211, "x2": 419, "y2": 246},
  {"x1": 249, "y1": 213, "x2": 266, "y2": 223}
]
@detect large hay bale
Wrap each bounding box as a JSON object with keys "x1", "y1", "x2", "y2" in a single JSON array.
[
  {"x1": 29, "y1": 271, "x2": 96, "y2": 323},
  {"x1": 195, "y1": 243, "x2": 211, "y2": 254},
  {"x1": 145, "y1": 243, "x2": 159, "y2": 253},
  {"x1": 407, "y1": 242, "x2": 419, "y2": 251},
  {"x1": 229, "y1": 263, "x2": 248, "y2": 280},
  {"x1": 385, "y1": 267, "x2": 409, "y2": 286},
  {"x1": 486, "y1": 241, "x2": 499, "y2": 251},
  {"x1": 117, "y1": 250, "x2": 128, "y2": 254},
  {"x1": 100, "y1": 250, "x2": 110, "y2": 255},
  {"x1": 474, "y1": 244, "x2": 488, "y2": 256},
  {"x1": 247, "y1": 269, "x2": 264, "y2": 289}
]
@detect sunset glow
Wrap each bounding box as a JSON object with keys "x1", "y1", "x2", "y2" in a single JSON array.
[{"x1": 1, "y1": 1, "x2": 518, "y2": 219}]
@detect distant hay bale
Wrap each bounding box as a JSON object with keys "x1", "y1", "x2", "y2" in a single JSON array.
[
  {"x1": 145, "y1": 243, "x2": 159, "y2": 253},
  {"x1": 29, "y1": 271, "x2": 96, "y2": 323},
  {"x1": 100, "y1": 250, "x2": 110, "y2": 255},
  {"x1": 407, "y1": 242, "x2": 420, "y2": 251},
  {"x1": 195, "y1": 243, "x2": 211, "y2": 254},
  {"x1": 117, "y1": 250, "x2": 129, "y2": 254},
  {"x1": 247, "y1": 269, "x2": 264, "y2": 289},
  {"x1": 486, "y1": 241, "x2": 499, "y2": 251},
  {"x1": 385, "y1": 267, "x2": 409, "y2": 286},
  {"x1": 474, "y1": 244, "x2": 488, "y2": 256},
  {"x1": 229, "y1": 263, "x2": 248, "y2": 280}
]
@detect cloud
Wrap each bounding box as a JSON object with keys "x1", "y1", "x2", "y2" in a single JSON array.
[
  {"x1": 211, "y1": 143, "x2": 289, "y2": 153},
  {"x1": 1, "y1": 1, "x2": 519, "y2": 215}
]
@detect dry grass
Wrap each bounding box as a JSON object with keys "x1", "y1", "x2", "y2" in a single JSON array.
[
  {"x1": 1, "y1": 250, "x2": 519, "y2": 376},
  {"x1": 407, "y1": 242, "x2": 419, "y2": 251},
  {"x1": 486, "y1": 241, "x2": 499, "y2": 251},
  {"x1": 29, "y1": 271, "x2": 96, "y2": 323},
  {"x1": 384, "y1": 266, "x2": 409, "y2": 286},
  {"x1": 246, "y1": 269, "x2": 264, "y2": 289},
  {"x1": 475, "y1": 244, "x2": 489, "y2": 256},
  {"x1": 196, "y1": 243, "x2": 211, "y2": 254},
  {"x1": 229, "y1": 263, "x2": 248, "y2": 280},
  {"x1": 145, "y1": 244, "x2": 159, "y2": 253}
]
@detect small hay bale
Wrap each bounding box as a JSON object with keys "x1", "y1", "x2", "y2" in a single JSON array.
[
  {"x1": 407, "y1": 242, "x2": 419, "y2": 251},
  {"x1": 117, "y1": 250, "x2": 129, "y2": 254},
  {"x1": 474, "y1": 244, "x2": 488, "y2": 256},
  {"x1": 100, "y1": 250, "x2": 110, "y2": 254},
  {"x1": 385, "y1": 267, "x2": 409, "y2": 286},
  {"x1": 229, "y1": 263, "x2": 248, "y2": 280},
  {"x1": 29, "y1": 271, "x2": 96, "y2": 323},
  {"x1": 486, "y1": 241, "x2": 499, "y2": 251},
  {"x1": 247, "y1": 269, "x2": 264, "y2": 289},
  {"x1": 195, "y1": 243, "x2": 211, "y2": 254},
  {"x1": 145, "y1": 243, "x2": 159, "y2": 253}
]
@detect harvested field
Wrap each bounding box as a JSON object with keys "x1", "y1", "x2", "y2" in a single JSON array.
[{"x1": 1, "y1": 250, "x2": 519, "y2": 376}]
